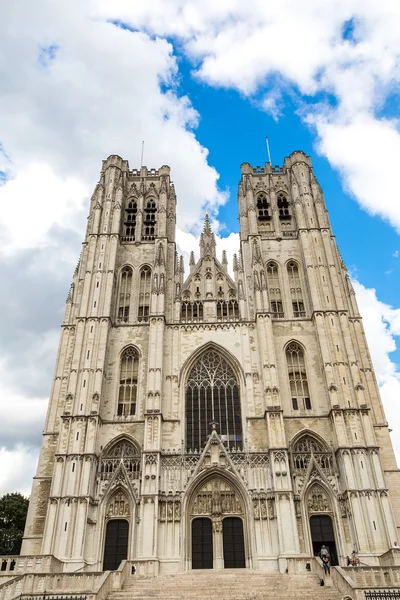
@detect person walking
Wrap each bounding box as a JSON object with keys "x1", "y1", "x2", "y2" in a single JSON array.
[{"x1": 322, "y1": 554, "x2": 331, "y2": 576}]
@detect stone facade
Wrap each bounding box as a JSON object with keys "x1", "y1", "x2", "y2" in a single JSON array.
[{"x1": 21, "y1": 151, "x2": 400, "y2": 575}]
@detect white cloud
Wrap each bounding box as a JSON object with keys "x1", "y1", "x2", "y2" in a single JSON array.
[
  {"x1": 97, "y1": 0, "x2": 400, "y2": 231},
  {"x1": 353, "y1": 281, "x2": 400, "y2": 465},
  {"x1": 0, "y1": 446, "x2": 40, "y2": 497}
]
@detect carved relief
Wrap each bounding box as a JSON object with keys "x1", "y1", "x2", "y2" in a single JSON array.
[
  {"x1": 307, "y1": 484, "x2": 331, "y2": 514},
  {"x1": 191, "y1": 479, "x2": 242, "y2": 517},
  {"x1": 107, "y1": 491, "x2": 130, "y2": 518}
]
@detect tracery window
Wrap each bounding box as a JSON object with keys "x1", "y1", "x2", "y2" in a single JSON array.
[
  {"x1": 266, "y1": 262, "x2": 284, "y2": 318},
  {"x1": 277, "y1": 193, "x2": 290, "y2": 218},
  {"x1": 100, "y1": 439, "x2": 141, "y2": 480},
  {"x1": 257, "y1": 193, "x2": 270, "y2": 220},
  {"x1": 118, "y1": 347, "x2": 139, "y2": 416},
  {"x1": 117, "y1": 267, "x2": 132, "y2": 322},
  {"x1": 138, "y1": 267, "x2": 151, "y2": 322},
  {"x1": 286, "y1": 342, "x2": 311, "y2": 410},
  {"x1": 291, "y1": 434, "x2": 333, "y2": 473},
  {"x1": 142, "y1": 199, "x2": 157, "y2": 240},
  {"x1": 186, "y1": 350, "x2": 242, "y2": 451},
  {"x1": 123, "y1": 199, "x2": 137, "y2": 239},
  {"x1": 287, "y1": 261, "x2": 306, "y2": 318}
]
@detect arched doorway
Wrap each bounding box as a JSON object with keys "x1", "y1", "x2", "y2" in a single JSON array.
[
  {"x1": 223, "y1": 517, "x2": 245, "y2": 568},
  {"x1": 189, "y1": 478, "x2": 247, "y2": 569},
  {"x1": 310, "y1": 515, "x2": 338, "y2": 566},
  {"x1": 192, "y1": 518, "x2": 213, "y2": 569},
  {"x1": 103, "y1": 519, "x2": 129, "y2": 571}
]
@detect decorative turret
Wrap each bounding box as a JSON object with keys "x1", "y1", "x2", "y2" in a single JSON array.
[{"x1": 221, "y1": 250, "x2": 228, "y2": 273}]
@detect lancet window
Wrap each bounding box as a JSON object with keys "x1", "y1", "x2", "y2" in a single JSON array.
[
  {"x1": 266, "y1": 262, "x2": 284, "y2": 318},
  {"x1": 287, "y1": 261, "x2": 306, "y2": 318},
  {"x1": 291, "y1": 434, "x2": 333, "y2": 474},
  {"x1": 100, "y1": 439, "x2": 141, "y2": 481},
  {"x1": 186, "y1": 349, "x2": 242, "y2": 451},
  {"x1": 118, "y1": 347, "x2": 139, "y2": 417},
  {"x1": 286, "y1": 342, "x2": 311, "y2": 410},
  {"x1": 138, "y1": 267, "x2": 151, "y2": 322},
  {"x1": 123, "y1": 198, "x2": 137, "y2": 239},
  {"x1": 256, "y1": 193, "x2": 270, "y2": 220},
  {"x1": 117, "y1": 267, "x2": 132, "y2": 323},
  {"x1": 181, "y1": 301, "x2": 204, "y2": 322},
  {"x1": 277, "y1": 193, "x2": 290, "y2": 218},
  {"x1": 216, "y1": 300, "x2": 240, "y2": 321},
  {"x1": 142, "y1": 199, "x2": 157, "y2": 240}
]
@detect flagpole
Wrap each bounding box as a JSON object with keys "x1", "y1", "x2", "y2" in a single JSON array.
[
  {"x1": 266, "y1": 136, "x2": 272, "y2": 165},
  {"x1": 140, "y1": 141, "x2": 144, "y2": 167}
]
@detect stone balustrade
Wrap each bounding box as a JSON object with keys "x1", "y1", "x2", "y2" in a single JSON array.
[{"x1": 0, "y1": 556, "x2": 63, "y2": 575}]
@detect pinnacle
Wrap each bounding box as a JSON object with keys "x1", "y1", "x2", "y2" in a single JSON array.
[{"x1": 203, "y1": 212, "x2": 213, "y2": 235}]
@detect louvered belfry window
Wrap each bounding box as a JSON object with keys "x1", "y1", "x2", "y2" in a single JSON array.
[{"x1": 186, "y1": 350, "x2": 242, "y2": 451}]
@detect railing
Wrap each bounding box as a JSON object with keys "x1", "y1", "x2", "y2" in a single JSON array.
[
  {"x1": 0, "y1": 557, "x2": 63, "y2": 575},
  {"x1": 271, "y1": 312, "x2": 285, "y2": 319},
  {"x1": 21, "y1": 596, "x2": 87, "y2": 600},
  {"x1": 294, "y1": 311, "x2": 306, "y2": 318},
  {"x1": 365, "y1": 592, "x2": 400, "y2": 600}
]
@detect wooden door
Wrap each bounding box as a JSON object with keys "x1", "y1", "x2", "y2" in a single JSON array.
[
  {"x1": 103, "y1": 519, "x2": 129, "y2": 571},
  {"x1": 192, "y1": 518, "x2": 213, "y2": 569},
  {"x1": 223, "y1": 517, "x2": 245, "y2": 568}
]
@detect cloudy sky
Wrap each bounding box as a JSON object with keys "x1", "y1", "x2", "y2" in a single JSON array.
[{"x1": 1, "y1": 0, "x2": 400, "y2": 496}]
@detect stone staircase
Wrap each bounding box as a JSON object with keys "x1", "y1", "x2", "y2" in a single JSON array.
[{"x1": 108, "y1": 569, "x2": 344, "y2": 600}]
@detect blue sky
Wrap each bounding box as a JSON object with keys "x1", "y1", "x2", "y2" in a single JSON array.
[{"x1": 0, "y1": 1, "x2": 399, "y2": 493}]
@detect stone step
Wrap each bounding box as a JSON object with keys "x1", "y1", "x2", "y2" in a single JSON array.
[{"x1": 107, "y1": 570, "x2": 343, "y2": 600}]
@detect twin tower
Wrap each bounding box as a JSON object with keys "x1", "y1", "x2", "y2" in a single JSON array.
[{"x1": 22, "y1": 151, "x2": 400, "y2": 574}]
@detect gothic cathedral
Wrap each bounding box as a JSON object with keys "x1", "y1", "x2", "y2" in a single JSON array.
[{"x1": 21, "y1": 151, "x2": 400, "y2": 575}]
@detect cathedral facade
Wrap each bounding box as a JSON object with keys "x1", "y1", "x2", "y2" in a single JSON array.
[{"x1": 21, "y1": 151, "x2": 400, "y2": 575}]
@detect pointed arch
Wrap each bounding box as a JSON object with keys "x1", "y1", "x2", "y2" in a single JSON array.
[
  {"x1": 285, "y1": 340, "x2": 311, "y2": 411},
  {"x1": 266, "y1": 261, "x2": 284, "y2": 318},
  {"x1": 123, "y1": 197, "x2": 138, "y2": 238},
  {"x1": 101, "y1": 434, "x2": 141, "y2": 457},
  {"x1": 290, "y1": 430, "x2": 334, "y2": 479},
  {"x1": 117, "y1": 347, "x2": 139, "y2": 416},
  {"x1": 117, "y1": 265, "x2": 133, "y2": 323},
  {"x1": 256, "y1": 192, "x2": 270, "y2": 220},
  {"x1": 142, "y1": 197, "x2": 157, "y2": 240},
  {"x1": 286, "y1": 259, "x2": 306, "y2": 318},
  {"x1": 179, "y1": 342, "x2": 245, "y2": 389},
  {"x1": 290, "y1": 428, "x2": 329, "y2": 453},
  {"x1": 183, "y1": 345, "x2": 244, "y2": 452},
  {"x1": 276, "y1": 191, "x2": 290, "y2": 218},
  {"x1": 138, "y1": 265, "x2": 151, "y2": 322}
]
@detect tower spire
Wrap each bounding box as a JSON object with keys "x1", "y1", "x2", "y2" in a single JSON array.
[{"x1": 200, "y1": 212, "x2": 216, "y2": 259}]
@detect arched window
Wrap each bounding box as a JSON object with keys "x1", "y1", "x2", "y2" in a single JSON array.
[
  {"x1": 266, "y1": 262, "x2": 284, "y2": 318},
  {"x1": 277, "y1": 193, "x2": 290, "y2": 218},
  {"x1": 291, "y1": 434, "x2": 332, "y2": 473},
  {"x1": 100, "y1": 439, "x2": 141, "y2": 480},
  {"x1": 138, "y1": 267, "x2": 151, "y2": 322},
  {"x1": 118, "y1": 347, "x2": 139, "y2": 416},
  {"x1": 186, "y1": 350, "x2": 242, "y2": 451},
  {"x1": 124, "y1": 199, "x2": 137, "y2": 239},
  {"x1": 142, "y1": 199, "x2": 157, "y2": 240},
  {"x1": 287, "y1": 261, "x2": 306, "y2": 318},
  {"x1": 286, "y1": 342, "x2": 311, "y2": 410},
  {"x1": 117, "y1": 267, "x2": 132, "y2": 322},
  {"x1": 256, "y1": 193, "x2": 270, "y2": 220}
]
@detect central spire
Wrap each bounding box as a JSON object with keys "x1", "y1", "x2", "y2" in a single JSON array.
[{"x1": 199, "y1": 212, "x2": 216, "y2": 259}]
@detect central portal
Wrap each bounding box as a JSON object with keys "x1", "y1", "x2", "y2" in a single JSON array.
[{"x1": 190, "y1": 478, "x2": 246, "y2": 569}]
